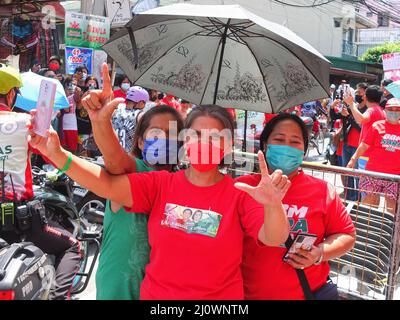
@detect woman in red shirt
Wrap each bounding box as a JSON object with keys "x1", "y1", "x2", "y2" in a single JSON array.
[
  {"x1": 347, "y1": 98, "x2": 400, "y2": 214},
  {"x1": 236, "y1": 113, "x2": 356, "y2": 300},
  {"x1": 113, "y1": 75, "x2": 131, "y2": 100},
  {"x1": 28, "y1": 101, "x2": 291, "y2": 300}
]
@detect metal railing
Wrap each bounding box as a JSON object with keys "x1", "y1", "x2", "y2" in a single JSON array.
[
  {"x1": 229, "y1": 152, "x2": 400, "y2": 300},
  {"x1": 358, "y1": 28, "x2": 400, "y2": 44},
  {"x1": 342, "y1": 40, "x2": 358, "y2": 57}
]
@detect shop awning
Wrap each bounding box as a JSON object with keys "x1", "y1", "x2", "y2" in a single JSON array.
[
  {"x1": 330, "y1": 67, "x2": 377, "y2": 81},
  {"x1": 0, "y1": 1, "x2": 65, "y2": 21}
]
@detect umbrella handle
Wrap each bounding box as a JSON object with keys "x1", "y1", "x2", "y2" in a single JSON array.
[{"x1": 127, "y1": 26, "x2": 139, "y2": 70}]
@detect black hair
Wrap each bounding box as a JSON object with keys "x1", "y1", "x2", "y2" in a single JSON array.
[
  {"x1": 84, "y1": 76, "x2": 99, "y2": 89},
  {"x1": 356, "y1": 82, "x2": 368, "y2": 90},
  {"x1": 49, "y1": 55, "x2": 61, "y2": 64},
  {"x1": 64, "y1": 77, "x2": 73, "y2": 88},
  {"x1": 193, "y1": 210, "x2": 203, "y2": 216},
  {"x1": 259, "y1": 113, "x2": 309, "y2": 154},
  {"x1": 184, "y1": 104, "x2": 235, "y2": 167},
  {"x1": 185, "y1": 104, "x2": 235, "y2": 136},
  {"x1": 381, "y1": 79, "x2": 393, "y2": 87},
  {"x1": 75, "y1": 65, "x2": 88, "y2": 74},
  {"x1": 132, "y1": 105, "x2": 184, "y2": 159},
  {"x1": 365, "y1": 85, "x2": 383, "y2": 103},
  {"x1": 38, "y1": 68, "x2": 54, "y2": 77},
  {"x1": 146, "y1": 88, "x2": 159, "y2": 102},
  {"x1": 117, "y1": 74, "x2": 130, "y2": 87}
]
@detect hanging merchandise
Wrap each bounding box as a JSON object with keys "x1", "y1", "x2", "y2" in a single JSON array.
[
  {"x1": 0, "y1": 17, "x2": 39, "y2": 56},
  {"x1": 0, "y1": 16, "x2": 42, "y2": 72}
]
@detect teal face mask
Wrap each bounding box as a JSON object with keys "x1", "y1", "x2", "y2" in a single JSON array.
[
  {"x1": 266, "y1": 144, "x2": 304, "y2": 175},
  {"x1": 386, "y1": 111, "x2": 400, "y2": 123}
]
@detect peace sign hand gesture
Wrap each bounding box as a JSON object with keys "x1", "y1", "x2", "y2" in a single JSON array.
[
  {"x1": 235, "y1": 151, "x2": 291, "y2": 206},
  {"x1": 81, "y1": 63, "x2": 119, "y2": 123}
]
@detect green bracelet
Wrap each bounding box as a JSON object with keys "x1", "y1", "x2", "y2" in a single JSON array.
[{"x1": 57, "y1": 152, "x2": 73, "y2": 174}]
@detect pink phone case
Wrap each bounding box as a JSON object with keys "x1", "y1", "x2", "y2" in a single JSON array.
[{"x1": 33, "y1": 80, "x2": 56, "y2": 137}]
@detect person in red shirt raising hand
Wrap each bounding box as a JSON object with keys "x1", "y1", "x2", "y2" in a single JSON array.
[
  {"x1": 237, "y1": 113, "x2": 356, "y2": 300},
  {"x1": 347, "y1": 98, "x2": 400, "y2": 214},
  {"x1": 27, "y1": 92, "x2": 290, "y2": 300}
]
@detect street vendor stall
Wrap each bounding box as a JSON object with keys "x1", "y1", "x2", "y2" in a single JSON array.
[{"x1": 0, "y1": 0, "x2": 65, "y2": 71}]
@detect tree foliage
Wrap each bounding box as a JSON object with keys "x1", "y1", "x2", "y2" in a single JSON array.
[{"x1": 360, "y1": 41, "x2": 400, "y2": 63}]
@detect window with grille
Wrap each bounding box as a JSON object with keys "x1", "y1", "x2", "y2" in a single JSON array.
[{"x1": 378, "y1": 13, "x2": 390, "y2": 27}]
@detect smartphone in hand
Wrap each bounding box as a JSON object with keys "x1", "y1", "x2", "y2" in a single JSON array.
[
  {"x1": 283, "y1": 233, "x2": 317, "y2": 261},
  {"x1": 33, "y1": 79, "x2": 56, "y2": 137}
]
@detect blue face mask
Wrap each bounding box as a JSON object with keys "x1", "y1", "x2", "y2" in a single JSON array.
[
  {"x1": 386, "y1": 111, "x2": 400, "y2": 123},
  {"x1": 121, "y1": 83, "x2": 130, "y2": 91},
  {"x1": 265, "y1": 144, "x2": 304, "y2": 175},
  {"x1": 142, "y1": 138, "x2": 180, "y2": 166}
]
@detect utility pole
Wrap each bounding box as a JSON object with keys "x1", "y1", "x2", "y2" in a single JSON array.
[
  {"x1": 80, "y1": 0, "x2": 93, "y2": 14},
  {"x1": 80, "y1": 0, "x2": 106, "y2": 15}
]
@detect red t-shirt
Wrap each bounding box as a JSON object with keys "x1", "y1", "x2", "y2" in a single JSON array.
[
  {"x1": 337, "y1": 140, "x2": 344, "y2": 157},
  {"x1": 226, "y1": 108, "x2": 237, "y2": 121},
  {"x1": 347, "y1": 127, "x2": 360, "y2": 148},
  {"x1": 160, "y1": 96, "x2": 180, "y2": 110},
  {"x1": 363, "y1": 120, "x2": 400, "y2": 174},
  {"x1": 113, "y1": 89, "x2": 127, "y2": 100},
  {"x1": 237, "y1": 171, "x2": 355, "y2": 300},
  {"x1": 0, "y1": 103, "x2": 11, "y2": 112},
  {"x1": 359, "y1": 105, "x2": 386, "y2": 157},
  {"x1": 125, "y1": 170, "x2": 264, "y2": 300},
  {"x1": 263, "y1": 113, "x2": 278, "y2": 126}
]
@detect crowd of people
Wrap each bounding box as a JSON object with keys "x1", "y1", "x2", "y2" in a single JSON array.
[
  {"x1": 269, "y1": 78, "x2": 400, "y2": 213},
  {"x1": 324, "y1": 79, "x2": 399, "y2": 213},
  {"x1": 19, "y1": 56, "x2": 195, "y2": 159},
  {"x1": 0, "y1": 54, "x2": 399, "y2": 301},
  {"x1": 25, "y1": 63, "x2": 356, "y2": 300}
]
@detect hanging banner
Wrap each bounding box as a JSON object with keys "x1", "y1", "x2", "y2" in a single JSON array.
[
  {"x1": 105, "y1": 0, "x2": 132, "y2": 28},
  {"x1": 382, "y1": 52, "x2": 400, "y2": 81},
  {"x1": 65, "y1": 12, "x2": 110, "y2": 49},
  {"x1": 65, "y1": 46, "x2": 94, "y2": 75}
]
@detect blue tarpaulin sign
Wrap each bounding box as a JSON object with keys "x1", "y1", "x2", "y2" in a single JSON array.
[{"x1": 65, "y1": 46, "x2": 94, "y2": 75}]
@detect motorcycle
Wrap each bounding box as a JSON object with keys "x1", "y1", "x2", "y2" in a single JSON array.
[
  {"x1": 71, "y1": 157, "x2": 106, "y2": 230},
  {"x1": 0, "y1": 235, "x2": 53, "y2": 300},
  {"x1": 0, "y1": 166, "x2": 102, "y2": 300}
]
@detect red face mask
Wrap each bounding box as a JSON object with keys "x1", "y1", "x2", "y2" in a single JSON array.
[
  {"x1": 49, "y1": 63, "x2": 59, "y2": 71},
  {"x1": 187, "y1": 142, "x2": 225, "y2": 172}
]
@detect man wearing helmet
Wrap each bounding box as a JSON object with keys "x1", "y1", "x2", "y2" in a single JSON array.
[
  {"x1": 0, "y1": 63, "x2": 22, "y2": 111},
  {"x1": 0, "y1": 63, "x2": 81, "y2": 300},
  {"x1": 0, "y1": 89, "x2": 17, "y2": 112},
  {"x1": 112, "y1": 85, "x2": 150, "y2": 153}
]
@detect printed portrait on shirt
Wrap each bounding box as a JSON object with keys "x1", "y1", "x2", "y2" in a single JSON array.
[
  {"x1": 381, "y1": 134, "x2": 400, "y2": 152},
  {"x1": 161, "y1": 203, "x2": 222, "y2": 238}
]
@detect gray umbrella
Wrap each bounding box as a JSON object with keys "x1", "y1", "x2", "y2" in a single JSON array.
[{"x1": 103, "y1": 3, "x2": 331, "y2": 113}]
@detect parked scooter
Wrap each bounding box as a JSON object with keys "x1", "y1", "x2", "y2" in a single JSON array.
[{"x1": 71, "y1": 157, "x2": 106, "y2": 230}]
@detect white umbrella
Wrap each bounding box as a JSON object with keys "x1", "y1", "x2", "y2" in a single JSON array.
[{"x1": 103, "y1": 3, "x2": 331, "y2": 113}]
